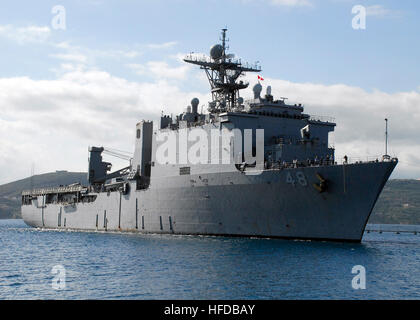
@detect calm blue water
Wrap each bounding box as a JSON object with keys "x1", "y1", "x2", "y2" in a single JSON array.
[{"x1": 0, "y1": 219, "x2": 419, "y2": 299}]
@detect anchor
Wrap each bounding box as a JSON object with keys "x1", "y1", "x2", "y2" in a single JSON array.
[{"x1": 313, "y1": 173, "x2": 328, "y2": 193}]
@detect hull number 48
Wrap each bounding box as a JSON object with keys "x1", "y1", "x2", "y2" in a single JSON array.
[{"x1": 286, "y1": 171, "x2": 307, "y2": 187}]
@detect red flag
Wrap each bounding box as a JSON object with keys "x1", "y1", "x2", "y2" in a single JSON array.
[{"x1": 258, "y1": 75, "x2": 264, "y2": 81}]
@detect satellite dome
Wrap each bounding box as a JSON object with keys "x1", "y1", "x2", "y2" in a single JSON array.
[
  {"x1": 191, "y1": 97, "x2": 199, "y2": 114},
  {"x1": 210, "y1": 44, "x2": 223, "y2": 60},
  {"x1": 253, "y1": 83, "x2": 262, "y2": 99},
  {"x1": 191, "y1": 98, "x2": 199, "y2": 107}
]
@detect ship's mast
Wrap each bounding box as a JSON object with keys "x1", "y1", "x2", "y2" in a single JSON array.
[
  {"x1": 184, "y1": 29, "x2": 261, "y2": 113},
  {"x1": 385, "y1": 118, "x2": 388, "y2": 156},
  {"x1": 221, "y1": 28, "x2": 227, "y2": 60}
]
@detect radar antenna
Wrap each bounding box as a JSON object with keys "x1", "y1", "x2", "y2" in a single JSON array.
[{"x1": 184, "y1": 28, "x2": 261, "y2": 113}]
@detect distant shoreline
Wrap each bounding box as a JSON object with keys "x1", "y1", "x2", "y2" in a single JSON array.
[
  {"x1": 1, "y1": 174, "x2": 420, "y2": 224},
  {"x1": 365, "y1": 223, "x2": 420, "y2": 233}
]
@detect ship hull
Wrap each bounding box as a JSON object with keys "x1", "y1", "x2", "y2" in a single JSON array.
[{"x1": 22, "y1": 161, "x2": 397, "y2": 242}]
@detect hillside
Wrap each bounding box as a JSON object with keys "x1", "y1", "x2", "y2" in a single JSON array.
[
  {"x1": 0, "y1": 173, "x2": 419, "y2": 224},
  {"x1": 0, "y1": 171, "x2": 87, "y2": 219},
  {"x1": 369, "y1": 179, "x2": 420, "y2": 225}
]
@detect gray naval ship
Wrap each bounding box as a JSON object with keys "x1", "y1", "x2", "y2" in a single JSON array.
[{"x1": 22, "y1": 29, "x2": 398, "y2": 242}]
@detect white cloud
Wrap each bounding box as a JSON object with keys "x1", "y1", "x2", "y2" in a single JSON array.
[
  {"x1": 0, "y1": 69, "x2": 209, "y2": 184},
  {"x1": 1, "y1": 68, "x2": 420, "y2": 184},
  {"x1": 0, "y1": 25, "x2": 51, "y2": 44},
  {"x1": 52, "y1": 41, "x2": 142, "y2": 62},
  {"x1": 118, "y1": 50, "x2": 140, "y2": 58},
  {"x1": 0, "y1": 46, "x2": 419, "y2": 184},
  {"x1": 127, "y1": 61, "x2": 191, "y2": 80},
  {"x1": 269, "y1": 0, "x2": 312, "y2": 6},
  {"x1": 54, "y1": 41, "x2": 72, "y2": 49},
  {"x1": 366, "y1": 5, "x2": 402, "y2": 18},
  {"x1": 245, "y1": 76, "x2": 420, "y2": 178},
  {"x1": 91, "y1": 48, "x2": 142, "y2": 60},
  {"x1": 240, "y1": 0, "x2": 312, "y2": 7},
  {"x1": 147, "y1": 41, "x2": 177, "y2": 49},
  {"x1": 50, "y1": 53, "x2": 88, "y2": 63}
]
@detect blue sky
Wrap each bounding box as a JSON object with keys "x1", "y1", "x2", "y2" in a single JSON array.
[
  {"x1": 0, "y1": 0, "x2": 419, "y2": 183},
  {"x1": 0, "y1": 0, "x2": 418, "y2": 91}
]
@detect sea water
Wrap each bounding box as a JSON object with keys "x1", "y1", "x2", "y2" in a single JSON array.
[{"x1": 0, "y1": 219, "x2": 418, "y2": 299}]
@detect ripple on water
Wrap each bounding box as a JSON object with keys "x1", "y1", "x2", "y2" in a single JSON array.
[{"x1": 0, "y1": 219, "x2": 419, "y2": 299}]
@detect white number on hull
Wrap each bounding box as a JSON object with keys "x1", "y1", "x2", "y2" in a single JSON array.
[
  {"x1": 286, "y1": 171, "x2": 307, "y2": 187},
  {"x1": 286, "y1": 172, "x2": 295, "y2": 186},
  {"x1": 296, "y1": 171, "x2": 308, "y2": 186}
]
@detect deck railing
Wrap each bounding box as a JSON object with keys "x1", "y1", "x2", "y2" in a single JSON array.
[
  {"x1": 309, "y1": 115, "x2": 335, "y2": 123},
  {"x1": 22, "y1": 185, "x2": 87, "y2": 196}
]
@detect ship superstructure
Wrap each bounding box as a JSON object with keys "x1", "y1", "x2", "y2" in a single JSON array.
[{"x1": 22, "y1": 29, "x2": 398, "y2": 242}]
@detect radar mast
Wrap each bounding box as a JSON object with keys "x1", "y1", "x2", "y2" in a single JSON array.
[{"x1": 184, "y1": 29, "x2": 261, "y2": 113}]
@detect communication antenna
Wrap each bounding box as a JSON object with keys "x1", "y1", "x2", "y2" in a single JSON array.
[
  {"x1": 385, "y1": 118, "x2": 388, "y2": 155},
  {"x1": 184, "y1": 28, "x2": 261, "y2": 112},
  {"x1": 220, "y1": 27, "x2": 229, "y2": 54},
  {"x1": 384, "y1": 118, "x2": 391, "y2": 160}
]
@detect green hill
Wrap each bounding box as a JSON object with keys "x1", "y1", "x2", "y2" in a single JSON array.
[
  {"x1": 369, "y1": 179, "x2": 420, "y2": 225},
  {"x1": 0, "y1": 171, "x2": 87, "y2": 219},
  {"x1": 0, "y1": 173, "x2": 419, "y2": 224}
]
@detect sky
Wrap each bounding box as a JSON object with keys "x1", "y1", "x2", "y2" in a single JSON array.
[{"x1": 0, "y1": 0, "x2": 419, "y2": 184}]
